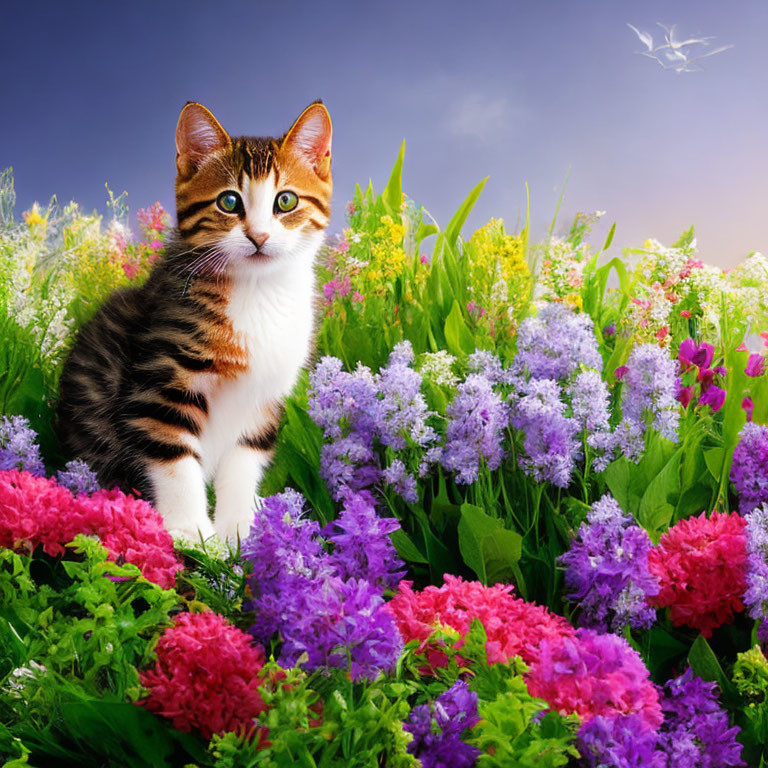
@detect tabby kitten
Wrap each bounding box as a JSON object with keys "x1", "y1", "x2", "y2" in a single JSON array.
[{"x1": 57, "y1": 101, "x2": 332, "y2": 541}]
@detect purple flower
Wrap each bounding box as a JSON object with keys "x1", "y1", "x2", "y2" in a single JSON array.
[
  {"x1": 308, "y1": 357, "x2": 382, "y2": 500},
  {"x1": 698, "y1": 384, "x2": 726, "y2": 413},
  {"x1": 468, "y1": 349, "x2": 508, "y2": 385},
  {"x1": 746, "y1": 353, "x2": 765, "y2": 378},
  {"x1": 382, "y1": 458, "x2": 418, "y2": 503},
  {"x1": 281, "y1": 577, "x2": 403, "y2": 681},
  {"x1": 56, "y1": 459, "x2": 100, "y2": 495},
  {"x1": 617, "y1": 344, "x2": 680, "y2": 461},
  {"x1": 678, "y1": 338, "x2": 714, "y2": 370},
  {"x1": 744, "y1": 505, "x2": 768, "y2": 640},
  {"x1": 577, "y1": 715, "x2": 662, "y2": 768},
  {"x1": 0, "y1": 415, "x2": 44, "y2": 476},
  {"x1": 378, "y1": 341, "x2": 437, "y2": 450},
  {"x1": 731, "y1": 422, "x2": 768, "y2": 514},
  {"x1": 404, "y1": 680, "x2": 481, "y2": 768},
  {"x1": 242, "y1": 489, "x2": 404, "y2": 680},
  {"x1": 511, "y1": 303, "x2": 602, "y2": 384},
  {"x1": 568, "y1": 369, "x2": 616, "y2": 472},
  {"x1": 242, "y1": 490, "x2": 328, "y2": 641},
  {"x1": 559, "y1": 495, "x2": 659, "y2": 632},
  {"x1": 325, "y1": 490, "x2": 405, "y2": 590},
  {"x1": 657, "y1": 669, "x2": 744, "y2": 767},
  {"x1": 510, "y1": 378, "x2": 580, "y2": 487},
  {"x1": 441, "y1": 373, "x2": 509, "y2": 484}
]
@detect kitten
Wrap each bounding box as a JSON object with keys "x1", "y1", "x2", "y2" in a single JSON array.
[{"x1": 56, "y1": 101, "x2": 332, "y2": 541}]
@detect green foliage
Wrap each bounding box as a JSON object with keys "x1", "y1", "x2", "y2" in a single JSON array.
[{"x1": 209, "y1": 664, "x2": 417, "y2": 768}]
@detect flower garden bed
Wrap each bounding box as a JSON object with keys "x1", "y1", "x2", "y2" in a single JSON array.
[{"x1": 1, "y1": 152, "x2": 768, "y2": 766}]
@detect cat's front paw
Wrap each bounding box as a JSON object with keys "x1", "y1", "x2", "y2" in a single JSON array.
[
  {"x1": 168, "y1": 518, "x2": 216, "y2": 546},
  {"x1": 213, "y1": 500, "x2": 260, "y2": 544}
]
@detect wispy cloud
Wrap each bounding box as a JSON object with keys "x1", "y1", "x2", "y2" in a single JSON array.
[{"x1": 446, "y1": 91, "x2": 520, "y2": 142}]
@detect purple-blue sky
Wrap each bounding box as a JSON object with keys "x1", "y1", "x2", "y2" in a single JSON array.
[{"x1": 2, "y1": 0, "x2": 766, "y2": 266}]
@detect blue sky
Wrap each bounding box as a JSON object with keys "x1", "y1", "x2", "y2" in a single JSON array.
[{"x1": 1, "y1": 0, "x2": 765, "y2": 266}]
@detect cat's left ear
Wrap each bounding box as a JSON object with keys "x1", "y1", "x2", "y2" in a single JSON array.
[{"x1": 281, "y1": 101, "x2": 332, "y2": 180}]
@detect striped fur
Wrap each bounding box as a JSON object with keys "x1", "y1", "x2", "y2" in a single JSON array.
[{"x1": 57, "y1": 102, "x2": 332, "y2": 541}]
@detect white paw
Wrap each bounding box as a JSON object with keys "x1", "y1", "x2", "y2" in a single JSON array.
[
  {"x1": 213, "y1": 506, "x2": 259, "y2": 544},
  {"x1": 168, "y1": 518, "x2": 216, "y2": 547}
]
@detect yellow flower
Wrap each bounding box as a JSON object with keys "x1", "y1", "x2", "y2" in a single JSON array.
[{"x1": 24, "y1": 203, "x2": 45, "y2": 228}]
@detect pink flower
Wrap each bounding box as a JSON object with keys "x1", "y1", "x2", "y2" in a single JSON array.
[
  {"x1": 467, "y1": 301, "x2": 486, "y2": 319},
  {"x1": 138, "y1": 201, "x2": 168, "y2": 234},
  {"x1": 387, "y1": 575, "x2": 574, "y2": 667},
  {"x1": 150, "y1": 239, "x2": 163, "y2": 252},
  {"x1": 648, "y1": 511, "x2": 747, "y2": 637},
  {"x1": 678, "y1": 338, "x2": 713, "y2": 370},
  {"x1": 743, "y1": 397, "x2": 755, "y2": 422},
  {"x1": 676, "y1": 385, "x2": 695, "y2": 409},
  {"x1": 352, "y1": 291, "x2": 364, "y2": 304},
  {"x1": 137, "y1": 612, "x2": 268, "y2": 739},
  {"x1": 420, "y1": 253, "x2": 430, "y2": 265},
  {"x1": 680, "y1": 310, "x2": 692, "y2": 318},
  {"x1": 655, "y1": 326, "x2": 669, "y2": 341},
  {"x1": 527, "y1": 628, "x2": 662, "y2": 730},
  {"x1": 0, "y1": 470, "x2": 181, "y2": 588},
  {"x1": 615, "y1": 365, "x2": 628, "y2": 381},
  {"x1": 322, "y1": 276, "x2": 351, "y2": 303},
  {"x1": 122, "y1": 260, "x2": 140, "y2": 279},
  {"x1": 746, "y1": 353, "x2": 765, "y2": 378}
]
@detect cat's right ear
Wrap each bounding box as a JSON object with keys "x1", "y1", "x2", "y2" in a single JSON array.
[{"x1": 175, "y1": 103, "x2": 231, "y2": 177}]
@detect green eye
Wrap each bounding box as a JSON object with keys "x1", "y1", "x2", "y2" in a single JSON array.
[
  {"x1": 217, "y1": 191, "x2": 242, "y2": 214},
  {"x1": 275, "y1": 190, "x2": 298, "y2": 213}
]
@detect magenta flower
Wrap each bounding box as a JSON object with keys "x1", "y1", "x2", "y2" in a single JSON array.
[
  {"x1": 699, "y1": 385, "x2": 726, "y2": 413},
  {"x1": 678, "y1": 338, "x2": 714, "y2": 370},
  {"x1": 615, "y1": 365, "x2": 628, "y2": 381},
  {"x1": 746, "y1": 353, "x2": 765, "y2": 378},
  {"x1": 743, "y1": 397, "x2": 755, "y2": 421}
]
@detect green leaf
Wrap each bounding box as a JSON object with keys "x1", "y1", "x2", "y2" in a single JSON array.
[
  {"x1": 688, "y1": 635, "x2": 732, "y2": 696},
  {"x1": 704, "y1": 448, "x2": 725, "y2": 481},
  {"x1": 390, "y1": 529, "x2": 429, "y2": 564},
  {"x1": 603, "y1": 458, "x2": 633, "y2": 514},
  {"x1": 636, "y1": 449, "x2": 682, "y2": 534},
  {"x1": 382, "y1": 140, "x2": 405, "y2": 214},
  {"x1": 441, "y1": 177, "x2": 488, "y2": 253},
  {"x1": 458, "y1": 504, "x2": 522, "y2": 585},
  {"x1": 444, "y1": 300, "x2": 475, "y2": 357}
]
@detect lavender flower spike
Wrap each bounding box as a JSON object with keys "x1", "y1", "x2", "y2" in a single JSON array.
[
  {"x1": 744, "y1": 505, "x2": 768, "y2": 641},
  {"x1": 0, "y1": 415, "x2": 45, "y2": 476},
  {"x1": 731, "y1": 422, "x2": 768, "y2": 514}
]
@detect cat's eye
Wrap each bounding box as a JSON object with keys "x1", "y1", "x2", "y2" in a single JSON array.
[
  {"x1": 216, "y1": 191, "x2": 242, "y2": 214},
  {"x1": 275, "y1": 190, "x2": 299, "y2": 213}
]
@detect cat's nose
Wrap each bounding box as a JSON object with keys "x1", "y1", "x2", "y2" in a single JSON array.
[{"x1": 247, "y1": 232, "x2": 270, "y2": 250}]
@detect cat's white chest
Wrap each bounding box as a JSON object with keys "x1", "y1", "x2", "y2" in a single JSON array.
[{"x1": 196, "y1": 267, "x2": 315, "y2": 475}]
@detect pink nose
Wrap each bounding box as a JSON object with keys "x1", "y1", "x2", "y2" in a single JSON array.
[{"x1": 249, "y1": 232, "x2": 270, "y2": 249}]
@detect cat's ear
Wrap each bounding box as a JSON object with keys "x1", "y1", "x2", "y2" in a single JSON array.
[
  {"x1": 175, "y1": 102, "x2": 231, "y2": 177},
  {"x1": 281, "y1": 101, "x2": 332, "y2": 180}
]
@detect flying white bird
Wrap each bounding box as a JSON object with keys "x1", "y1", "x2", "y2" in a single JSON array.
[{"x1": 627, "y1": 22, "x2": 733, "y2": 73}]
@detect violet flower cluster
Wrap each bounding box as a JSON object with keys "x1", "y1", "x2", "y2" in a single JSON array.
[
  {"x1": 403, "y1": 680, "x2": 481, "y2": 768},
  {"x1": 510, "y1": 303, "x2": 603, "y2": 384},
  {"x1": 508, "y1": 304, "x2": 615, "y2": 485},
  {"x1": 616, "y1": 344, "x2": 680, "y2": 462},
  {"x1": 568, "y1": 369, "x2": 616, "y2": 472},
  {"x1": 559, "y1": 495, "x2": 658, "y2": 632},
  {"x1": 656, "y1": 669, "x2": 744, "y2": 767},
  {"x1": 56, "y1": 459, "x2": 100, "y2": 496},
  {"x1": 308, "y1": 342, "x2": 436, "y2": 502},
  {"x1": 242, "y1": 489, "x2": 404, "y2": 680},
  {"x1": 0, "y1": 415, "x2": 45, "y2": 476},
  {"x1": 744, "y1": 505, "x2": 768, "y2": 641},
  {"x1": 576, "y1": 715, "x2": 662, "y2": 768},
  {"x1": 730, "y1": 422, "x2": 768, "y2": 514},
  {"x1": 440, "y1": 373, "x2": 509, "y2": 484},
  {"x1": 509, "y1": 378, "x2": 579, "y2": 488}
]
